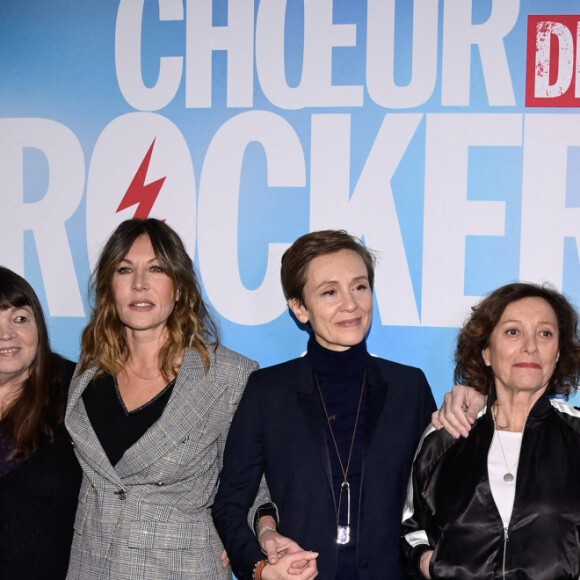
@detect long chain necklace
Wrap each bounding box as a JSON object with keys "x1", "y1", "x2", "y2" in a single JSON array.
[
  {"x1": 314, "y1": 369, "x2": 366, "y2": 545},
  {"x1": 494, "y1": 429, "x2": 519, "y2": 483},
  {"x1": 492, "y1": 405, "x2": 521, "y2": 483},
  {"x1": 126, "y1": 361, "x2": 161, "y2": 381}
]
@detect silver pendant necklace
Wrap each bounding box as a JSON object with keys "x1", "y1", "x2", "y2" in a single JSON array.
[
  {"x1": 495, "y1": 428, "x2": 519, "y2": 483},
  {"x1": 315, "y1": 370, "x2": 366, "y2": 545},
  {"x1": 492, "y1": 405, "x2": 521, "y2": 483}
]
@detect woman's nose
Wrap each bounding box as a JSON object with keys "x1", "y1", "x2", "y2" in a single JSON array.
[
  {"x1": 341, "y1": 292, "x2": 357, "y2": 311},
  {"x1": 522, "y1": 334, "x2": 538, "y2": 353},
  {"x1": 0, "y1": 322, "x2": 14, "y2": 340},
  {"x1": 131, "y1": 270, "x2": 149, "y2": 291}
]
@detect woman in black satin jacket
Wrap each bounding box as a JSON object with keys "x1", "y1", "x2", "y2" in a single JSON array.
[{"x1": 402, "y1": 282, "x2": 580, "y2": 580}]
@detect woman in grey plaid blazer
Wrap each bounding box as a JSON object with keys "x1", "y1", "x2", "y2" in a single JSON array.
[{"x1": 65, "y1": 219, "x2": 259, "y2": 580}]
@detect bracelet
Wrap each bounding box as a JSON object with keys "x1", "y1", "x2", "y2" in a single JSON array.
[
  {"x1": 253, "y1": 559, "x2": 267, "y2": 580},
  {"x1": 257, "y1": 525, "x2": 277, "y2": 543},
  {"x1": 253, "y1": 501, "x2": 280, "y2": 535}
]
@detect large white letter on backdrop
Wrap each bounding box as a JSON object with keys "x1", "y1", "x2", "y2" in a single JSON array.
[
  {"x1": 310, "y1": 113, "x2": 423, "y2": 326},
  {"x1": 86, "y1": 112, "x2": 197, "y2": 268},
  {"x1": 256, "y1": 0, "x2": 363, "y2": 109},
  {"x1": 0, "y1": 118, "x2": 85, "y2": 316},
  {"x1": 186, "y1": 0, "x2": 254, "y2": 107},
  {"x1": 116, "y1": 0, "x2": 184, "y2": 110},
  {"x1": 366, "y1": 0, "x2": 438, "y2": 108},
  {"x1": 198, "y1": 111, "x2": 305, "y2": 324},
  {"x1": 442, "y1": 0, "x2": 518, "y2": 106},
  {"x1": 520, "y1": 114, "x2": 580, "y2": 286},
  {"x1": 422, "y1": 113, "x2": 522, "y2": 327}
]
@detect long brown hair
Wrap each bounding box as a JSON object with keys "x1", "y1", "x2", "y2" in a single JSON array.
[
  {"x1": 0, "y1": 267, "x2": 67, "y2": 456},
  {"x1": 78, "y1": 219, "x2": 218, "y2": 379}
]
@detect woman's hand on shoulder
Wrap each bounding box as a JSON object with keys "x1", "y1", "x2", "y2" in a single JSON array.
[
  {"x1": 431, "y1": 385, "x2": 486, "y2": 438},
  {"x1": 261, "y1": 550, "x2": 319, "y2": 580}
]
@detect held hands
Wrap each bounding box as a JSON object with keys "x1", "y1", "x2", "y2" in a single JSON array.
[
  {"x1": 261, "y1": 550, "x2": 319, "y2": 580},
  {"x1": 431, "y1": 385, "x2": 486, "y2": 438},
  {"x1": 259, "y1": 528, "x2": 305, "y2": 567}
]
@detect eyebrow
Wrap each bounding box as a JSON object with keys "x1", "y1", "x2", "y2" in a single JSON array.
[
  {"x1": 8, "y1": 305, "x2": 33, "y2": 314},
  {"x1": 119, "y1": 256, "x2": 158, "y2": 264},
  {"x1": 314, "y1": 275, "x2": 369, "y2": 291},
  {"x1": 499, "y1": 318, "x2": 557, "y2": 326}
]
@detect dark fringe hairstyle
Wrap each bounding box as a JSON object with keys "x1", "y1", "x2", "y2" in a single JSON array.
[{"x1": 0, "y1": 266, "x2": 67, "y2": 456}]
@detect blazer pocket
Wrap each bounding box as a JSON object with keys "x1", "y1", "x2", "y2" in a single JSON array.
[{"x1": 128, "y1": 520, "x2": 205, "y2": 550}]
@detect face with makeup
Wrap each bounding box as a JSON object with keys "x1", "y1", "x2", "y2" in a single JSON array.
[
  {"x1": 289, "y1": 249, "x2": 373, "y2": 352},
  {"x1": 482, "y1": 296, "x2": 560, "y2": 398},
  {"x1": 111, "y1": 234, "x2": 179, "y2": 339},
  {"x1": 0, "y1": 305, "x2": 39, "y2": 388}
]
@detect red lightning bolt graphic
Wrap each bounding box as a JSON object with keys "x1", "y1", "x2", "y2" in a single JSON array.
[{"x1": 117, "y1": 139, "x2": 166, "y2": 219}]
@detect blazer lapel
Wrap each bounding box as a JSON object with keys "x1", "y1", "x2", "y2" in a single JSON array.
[
  {"x1": 365, "y1": 355, "x2": 389, "y2": 452},
  {"x1": 115, "y1": 348, "x2": 226, "y2": 478},
  {"x1": 66, "y1": 367, "x2": 125, "y2": 487},
  {"x1": 296, "y1": 356, "x2": 334, "y2": 497}
]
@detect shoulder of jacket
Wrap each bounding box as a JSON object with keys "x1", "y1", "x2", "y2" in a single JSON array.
[
  {"x1": 367, "y1": 354, "x2": 425, "y2": 377},
  {"x1": 246, "y1": 356, "x2": 306, "y2": 383},
  {"x1": 413, "y1": 423, "x2": 465, "y2": 481},
  {"x1": 208, "y1": 344, "x2": 258, "y2": 367},
  {"x1": 549, "y1": 399, "x2": 580, "y2": 430},
  {"x1": 182, "y1": 345, "x2": 257, "y2": 373}
]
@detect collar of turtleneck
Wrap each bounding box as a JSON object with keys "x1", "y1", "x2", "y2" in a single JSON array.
[{"x1": 307, "y1": 335, "x2": 368, "y2": 379}]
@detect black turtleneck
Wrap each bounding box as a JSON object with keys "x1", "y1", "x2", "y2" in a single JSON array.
[{"x1": 308, "y1": 337, "x2": 367, "y2": 580}]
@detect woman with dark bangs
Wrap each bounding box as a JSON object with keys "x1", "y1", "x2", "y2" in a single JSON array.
[{"x1": 0, "y1": 266, "x2": 80, "y2": 579}]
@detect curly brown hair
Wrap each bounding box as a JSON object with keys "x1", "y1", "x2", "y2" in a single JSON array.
[
  {"x1": 78, "y1": 219, "x2": 218, "y2": 379},
  {"x1": 454, "y1": 282, "x2": 580, "y2": 397},
  {"x1": 280, "y1": 230, "x2": 376, "y2": 305}
]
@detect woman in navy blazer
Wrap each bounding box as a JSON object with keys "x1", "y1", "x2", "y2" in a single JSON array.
[{"x1": 212, "y1": 230, "x2": 436, "y2": 580}]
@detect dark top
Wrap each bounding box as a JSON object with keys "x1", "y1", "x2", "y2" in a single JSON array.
[
  {"x1": 0, "y1": 354, "x2": 81, "y2": 580},
  {"x1": 82, "y1": 373, "x2": 174, "y2": 465},
  {"x1": 212, "y1": 349, "x2": 437, "y2": 580},
  {"x1": 308, "y1": 338, "x2": 368, "y2": 580},
  {"x1": 402, "y1": 395, "x2": 580, "y2": 580}
]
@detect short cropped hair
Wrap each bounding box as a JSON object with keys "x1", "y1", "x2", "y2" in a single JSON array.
[
  {"x1": 280, "y1": 230, "x2": 376, "y2": 304},
  {"x1": 454, "y1": 282, "x2": 580, "y2": 397}
]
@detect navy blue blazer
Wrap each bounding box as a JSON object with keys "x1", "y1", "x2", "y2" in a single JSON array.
[{"x1": 212, "y1": 353, "x2": 436, "y2": 580}]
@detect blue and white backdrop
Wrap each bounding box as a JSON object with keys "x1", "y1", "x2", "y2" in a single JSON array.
[{"x1": 2, "y1": 0, "x2": 580, "y2": 402}]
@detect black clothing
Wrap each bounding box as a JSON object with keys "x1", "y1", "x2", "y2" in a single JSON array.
[
  {"x1": 402, "y1": 394, "x2": 580, "y2": 579},
  {"x1": 0, "y1": 355, "x2": 81, "y2": 580},
  {"x1": 82, "y1": 373, "x2": 174, "y2": 466},
  {"x1": 309, "y1": 338, "x2": 368, "y2": 580},
  {"x1": 213, "y1": 347, "x2": 436, "y2": 580}
]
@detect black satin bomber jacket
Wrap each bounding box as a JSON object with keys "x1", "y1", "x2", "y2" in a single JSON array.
[{"x1": 402, "y1": 394, "x2": 580, "y2": 579}]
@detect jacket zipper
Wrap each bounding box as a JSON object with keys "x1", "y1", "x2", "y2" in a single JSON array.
[{"x1": 502, "y1": 527, "x2": 509, "y2": 578}]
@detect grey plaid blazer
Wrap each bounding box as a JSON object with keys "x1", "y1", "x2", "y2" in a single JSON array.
[{"x1": 65, "y1": 345, "x2": 258, "y2": 580}]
